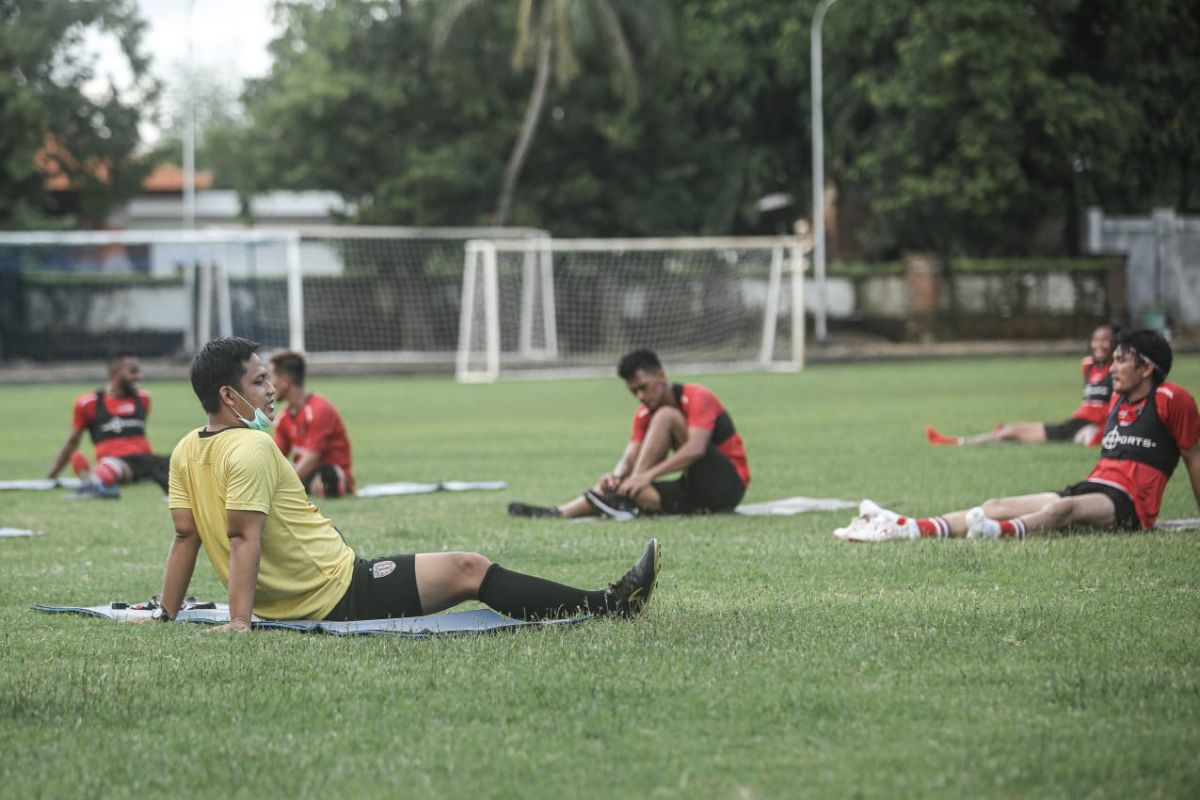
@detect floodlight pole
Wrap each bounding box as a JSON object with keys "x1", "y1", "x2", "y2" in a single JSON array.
[
  {"x1": 183, "y1": 0, "x2": 197, "y2": 230},
  {"x1": 811, "y1": 0, "x2": 839, "y2": 342}
]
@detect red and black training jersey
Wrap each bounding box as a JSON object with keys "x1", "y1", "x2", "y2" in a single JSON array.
[
  {"x1": 1085, "y1": 382, "x2": 1200, "y2": 528},
  {"x1": 1071, "y1": 356, "x2": 1114, "y2": 426},
  {"x1": 630, "y1": 383, "x2": 750, "y2": 487},
  {"x1": 274, "y1": 393, "x2": 355, "y2": 490},
  {"x1": 72, "y1": 389, "x2": 154, "y2": 460}
]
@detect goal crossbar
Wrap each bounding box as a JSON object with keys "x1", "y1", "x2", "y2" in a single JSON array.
[{"x1": 456, "y1": 235, "x2": 808, "y2": 382}]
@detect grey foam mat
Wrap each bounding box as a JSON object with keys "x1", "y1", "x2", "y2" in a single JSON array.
[
  {"x1": 355, "y1": 480, "x2": 508, "y2": 498},
  {"x1": 30, "y1": 600, "x2": 590, "y2": 636}
]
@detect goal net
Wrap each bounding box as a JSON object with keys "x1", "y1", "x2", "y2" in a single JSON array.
[
  {"x1": 456, "y1": 236, "x2": 807, "y2": 382},
  {"x1": 0, "y1": 226, "x2": 544, "y2": 366}
]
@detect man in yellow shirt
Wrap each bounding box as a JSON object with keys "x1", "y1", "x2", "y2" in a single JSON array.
[{"x1": 156, "y1": 337, "x2": 660, "y2": 632}]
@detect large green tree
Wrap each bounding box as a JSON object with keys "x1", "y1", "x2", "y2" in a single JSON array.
[
  {"x1": 230, "y1": 0, "x2": 1197, "y2": 250},
  {"x1": 826, "y1": 1, "x2": 1125, "y2": 257},
  {"x1": 435, "y1": 0, "x2": 655, "y2": 225},
  {"x1": 0, "y1": 0, "x2": 157, "y2": 228},
  {"x1": 238, "y1": 0, "x2": 517, "y2": 225},
  {"x1": 826, "y1": 0, "x2": 1199, "y2": 257}
]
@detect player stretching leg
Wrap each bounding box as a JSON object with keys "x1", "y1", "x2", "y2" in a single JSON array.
[
  {"x1": 925, "y1": 324, "x2": 1117, "y2": 447},
  {"x1": 508, "y1": 349, "x2": 750, "y2": 520},
  {"x1": 839, "y1": 330, "x2": 1200, "y2": 541}
]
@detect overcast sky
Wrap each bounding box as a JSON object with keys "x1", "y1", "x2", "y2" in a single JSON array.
[
  {"x1": 83, "y1": 0, "x2": 278, "y2": 144},
  {"x1": 133, "y1": 0, "x2": 277, "y2": 82},
  {"x1": 85, "y1": 1, "x2": 277, "y2": 91}
]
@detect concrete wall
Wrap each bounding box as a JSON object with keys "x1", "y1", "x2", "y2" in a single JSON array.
[{"x1": 1087, "y1": 208, "x2": 1200, "y2": 327}]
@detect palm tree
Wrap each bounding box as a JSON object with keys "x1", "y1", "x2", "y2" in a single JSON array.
[{"x1": 435, "y1": 0, "x2": 648, "y2": 225}]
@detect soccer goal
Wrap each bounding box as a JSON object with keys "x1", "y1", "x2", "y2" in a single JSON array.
[
  {"x1": 0, "y1": 229, "x2": 305, "y2": 361},
  {"x1": 456, "y1": 236, "x2": 808, "y2": 382},
  {"x1": 0, "y1": 226, "x2": 545, "y2": 366}
]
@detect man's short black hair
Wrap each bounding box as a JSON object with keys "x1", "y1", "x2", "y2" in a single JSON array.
[
  {"x1": 618, "y1": 349, "x2": 663, "y2": 380},
  {"x1": 269, "y1": 350, "x2": 306, "y2": 387},
  {"x1": 191, "y1": 337, "x2": 261, "y2": 413},
  {"x1": 108, "y1": 349, "x2": 138, "y2": 366},
  {"x1": 1095, "y1": 322, "x2": 1120, "y2": 338},
  {"x1": 1116, "y1": 328, "x2": 1173, "y2": 385}
]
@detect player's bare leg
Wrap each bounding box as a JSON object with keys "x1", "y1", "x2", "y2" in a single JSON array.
[
  {"x1": 927, "y1": 422, "x2": 1049, "y2": 445},
  {"x1": 931, "y1": 492, "x2": 1064, "y2": 535},
  {"x1": 619, "y1": 405, "x2": 687, "y2": 513},
  {"x1": 414, "y1": 552, "x2": 492, "y2": 613},
  {"x1": 838, "y1": 492, "x2": 1064, "y2": 540},
  {"x1": 967, "y1": 492, "x2": 1116, "y2": 539},
  {"x1": 545, "y1": 407, "x2": 685, "y2": 518}
]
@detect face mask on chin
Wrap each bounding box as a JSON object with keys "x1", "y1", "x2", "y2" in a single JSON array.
[{"x1": 227, "y1": 387, "x2": 273, "y2": 432}]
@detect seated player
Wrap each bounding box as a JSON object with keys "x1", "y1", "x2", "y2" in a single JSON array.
[
  {"x1": 153, "y1": 337, "x2": 660, "y2": 630},
  {"x1": 268, "y1": 351, "x2": 355, "y2": 497},
  {"x1": 926, "y1": 323, "x2": 1117, "y2": 446},
  {"x1": 836, "y1": 329, "x2": 1199, "y2": 542},
  {"x1": 46, "y1": 350, "x2": 170, "y2": 499},
  {"x1": 508, "y1": 348, "x2": 750, "y2": 520}
]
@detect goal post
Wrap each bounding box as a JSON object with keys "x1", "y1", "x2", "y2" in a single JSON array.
[
  {"x1": 0, "y1": 225, "x2": 549, "y2": 366},
  {"x1": 0, "y1": 228, "x2": 807, "y2": 377},
  {"x1": 455, "y1": 235, "x2": 808, "y2": 382},
  {"x1": 0, "y1": 228, "x2": 302, "y2": 361}
]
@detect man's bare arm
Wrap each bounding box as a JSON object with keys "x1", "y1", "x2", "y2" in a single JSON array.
[
  {"x1": 1181, "y1": 443, "x2": 1200, "y2": 515},
  {"x1": 47, "y1": 429, "x2": 85, "y2": 478},
  {"x1": 619, "y1": 426, "x2": 712, "y2": 497},
  {"x1": 599, "y1": 441, "x2": 642, "y2": 492},
  {"x1": 291, "y1": 449, "x2": 322, "y2": 483},
  {"x1": 159, "y1": 508, "x2": 202, "y2": 618},
  {"x1": 222, "y1": 509, "x2": 266, "y2": 633}
]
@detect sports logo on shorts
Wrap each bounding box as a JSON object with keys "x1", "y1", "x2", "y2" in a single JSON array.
[{"x1": 371, "y1": 560, "x2": 396, "y2": 579}]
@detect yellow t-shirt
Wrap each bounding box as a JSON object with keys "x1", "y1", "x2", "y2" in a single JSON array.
[{"x1": 168, "y1": 426, "x2": 355, "y2": 620}]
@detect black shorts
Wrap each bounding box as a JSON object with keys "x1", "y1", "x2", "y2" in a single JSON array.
[
  {"x1": 1057, "y1": 481, "x2": 1141, "y2": 531},
  {"x1": 653, "y1": 445, "x2": 746, "y2": 515},
  {"x1": 121, "y1": 454, "x2": 170, "y2": 492},
  {"x1": 304, "y1": 464, "x2": 351, "y2": 498},
  {"x1": 1043, "y1": 418, "x2": 1091, "y2": 442},
  {"x1": 323, "y1": 554, "x2": 423, "y2": 621}
]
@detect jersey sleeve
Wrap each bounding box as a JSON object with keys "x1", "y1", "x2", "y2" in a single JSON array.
[
  {"x1": 223, "y1": 434, "x2": 280, "y2": 514},
  {"x1": 71, "y1": 393, "x2": 94, "y2": 432},
  {"x1": 140, "y1": 390, "x2": 152, "y2": 418},
  {"x1": 629, "y1": 408, "x2": 651, "y2": 443},
  {"x1": 682, "y1": 385, "x2": 721, "y2": 430},
  {"x1": 1159, "y1": 386, "x2": 1200, "y2": 451}
]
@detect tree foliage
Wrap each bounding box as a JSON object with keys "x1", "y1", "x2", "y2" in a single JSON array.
[
  {"x1": 15, "y1": 0, "x2": 1190, "y2": 257},
  {"x1": 0, "y1": 0, "x2": 157, "y2": 229}
]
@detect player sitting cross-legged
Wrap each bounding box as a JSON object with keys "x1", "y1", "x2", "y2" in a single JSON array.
[
  {"x1": 155, "y1": 337, "x2": 660, "y2": 630},
  {"x1": 836, "y1": 329, "x2": 1200, "y2": 542},
  {"x1": 46, "y1": 350, "x2": 171, "y2": 499},
  {"x1": 508, "y1": 348, "x2": 750, "y2": 520}
]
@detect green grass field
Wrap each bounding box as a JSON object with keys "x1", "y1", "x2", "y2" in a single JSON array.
[{"x1": 2, "y1": 355, "x2": 1199, "y2": 798}]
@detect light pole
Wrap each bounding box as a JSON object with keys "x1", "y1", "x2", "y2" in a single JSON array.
[
  {"x1": 811, "y1": 0, "x2": 839, "y2": 342},
  {"x1": 183, "y1": 0, "x2": 197, "y2": 230}
]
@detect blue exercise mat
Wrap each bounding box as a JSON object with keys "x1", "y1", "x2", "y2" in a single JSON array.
[{"x1": 30, "y1": 600, "x2": 590, "y2": 637}]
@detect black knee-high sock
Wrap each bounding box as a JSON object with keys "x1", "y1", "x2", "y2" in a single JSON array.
[{"x1": 478, "y1": 564, "x2": 608, "y2": 620}]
